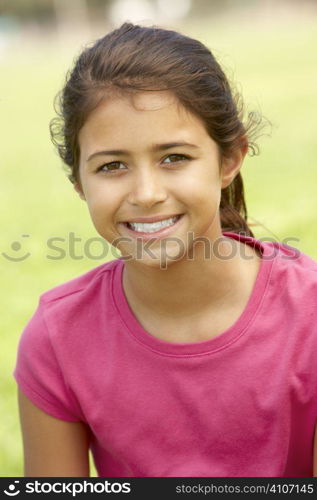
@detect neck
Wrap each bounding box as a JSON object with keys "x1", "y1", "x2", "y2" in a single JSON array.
[{"x1": 122, "y1": 233, "x2": 260, "y2": 321}]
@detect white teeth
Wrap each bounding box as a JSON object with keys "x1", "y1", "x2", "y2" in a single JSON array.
[{"x1": 128, "y1": 216, "x2": 179, "y2": 233}]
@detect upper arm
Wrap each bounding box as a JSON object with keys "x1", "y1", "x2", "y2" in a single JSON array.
[
  {"x1": 314, "y1": 424, "x2": 317, "y2": 477},
  {"x1": 18, "y1": 389, "x2": 91, "y2": 477}
]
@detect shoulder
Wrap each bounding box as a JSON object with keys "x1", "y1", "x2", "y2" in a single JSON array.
[
  {"x1": 38, "y1": 258, "x2": 123, "y2": 327},
  {"x1": 226, "y1": 231, "x2": 317, "y2": 287},
  {"x1": 261, "y1": 236, "x2": 317, "y2": 318},
  {"x1": 40, "y1": 258, "x2": 121, "y2": 305},
  {"x1": 13, "y1": 259, "x2": 125, "y2": 422},
  {"x1": 17, "y1": 257, "x2": 125, "y2": 371},
  {"x1": 227, "y1": 231, "x2": 317, "y2": 304},
  {"x1": 261, "y1": 238, "x2": 317, "y2": 288}
]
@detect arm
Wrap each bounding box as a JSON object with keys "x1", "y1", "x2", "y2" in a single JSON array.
[
  {"x1": 313, "y1": 425, "x2": 317, "y2": 477},
  {"x1": 18, "y1": 389, "x2": 91, "y2": 477}
]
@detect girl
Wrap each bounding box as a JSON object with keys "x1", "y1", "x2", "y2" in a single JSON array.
[{"x1": 14, "y1": 22, "x2": 317, "y2": 477}]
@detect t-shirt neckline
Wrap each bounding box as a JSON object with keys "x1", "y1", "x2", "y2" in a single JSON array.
[{"x1": 111, "y1": 232, "x2": 274, "y2": 357}]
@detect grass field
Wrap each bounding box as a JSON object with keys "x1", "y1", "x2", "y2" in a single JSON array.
[{"x1": 1, "y1": 15, "x2": 317, "y2": 476}]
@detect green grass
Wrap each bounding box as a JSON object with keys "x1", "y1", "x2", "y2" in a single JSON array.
[{"x1": 1, "y1": 17, "x2": 317, "y2": 476}]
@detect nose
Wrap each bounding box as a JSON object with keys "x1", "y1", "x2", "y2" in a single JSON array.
[{"x1": 127, "y1": 167, "x2": 168, "y2": 208}]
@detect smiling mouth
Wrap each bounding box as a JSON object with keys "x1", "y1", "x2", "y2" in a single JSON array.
[{"x1": 121, "y1": 214, "x2": 184, "y2": 236}]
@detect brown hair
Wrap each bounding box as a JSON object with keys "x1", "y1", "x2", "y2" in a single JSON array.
[{"x1": 50, "y1": 22, "x2": 267, "y2": 237}]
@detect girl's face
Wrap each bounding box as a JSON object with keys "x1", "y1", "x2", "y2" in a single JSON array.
[{"x1": 76, "y1": 91, "x2": 244, "y2": 267}]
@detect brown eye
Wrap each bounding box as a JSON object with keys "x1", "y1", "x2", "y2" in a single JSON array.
[
  {"x1": 163, "y1": 154, "x2": 190, "y2": 164},
  {"x1": 97, "y1": 162, "x2": 126, "y2": 173}
]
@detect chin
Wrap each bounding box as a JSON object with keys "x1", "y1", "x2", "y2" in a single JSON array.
[{"x1": 130, "y1": 247, "x2": 186, "y2": 270}]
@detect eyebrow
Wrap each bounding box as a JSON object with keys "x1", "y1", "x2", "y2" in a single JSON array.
[{"x1": 86, "y1": 142, "x2": 200, "y2": 162}]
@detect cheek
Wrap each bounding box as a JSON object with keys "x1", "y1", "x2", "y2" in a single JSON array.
[
  {"x1": 84, "y1": 196, "x2": 111, "y2": 230},
  {"x1": 183, "y1": 176, "x2": 221, "y2": 207},
  {"x1": 84, "y1": 182, "x2": 117, "y2": 210}
]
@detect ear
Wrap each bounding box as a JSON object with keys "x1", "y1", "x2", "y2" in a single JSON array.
[
  {"x1": 220, "y1": 142, "x2": 248, "y2": 189},
  {"x1": 74, "y1": 181, "x2": 86, "y2": 201}
]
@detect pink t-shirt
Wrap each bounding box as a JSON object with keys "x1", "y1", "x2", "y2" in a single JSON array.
[{"x1": 13, "y1": 232, "x2": 317, "y2": 477}]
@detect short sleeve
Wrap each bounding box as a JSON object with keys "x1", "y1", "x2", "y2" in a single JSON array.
[{"x1": 13, "y1": 299, "x2": 81, "y2": 422}]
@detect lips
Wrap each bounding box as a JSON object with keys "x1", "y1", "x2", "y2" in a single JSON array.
[
  {"x1": 120, "y1": 214, "x2": 184, "y2": 240},
  {"x1": 126, "y1": 215, "x2": 178, "y2": 230},
  {"x1": 124, "y1": 214, "x2": 182, "y2": 224}
]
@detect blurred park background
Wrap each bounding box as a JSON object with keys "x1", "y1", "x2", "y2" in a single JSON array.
[{"x1": 1, "y1": 0, "x2": 317, "y2": 477}]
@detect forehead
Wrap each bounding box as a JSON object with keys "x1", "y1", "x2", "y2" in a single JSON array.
[
  {"x1": 128, "y1": 90, "x2": 177, "y2": 111},
  {"x1": 78, "y1": 90, "x2": 208, "y2": 149}
]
